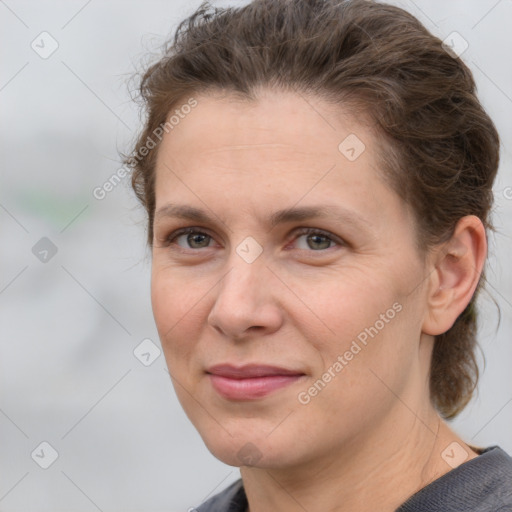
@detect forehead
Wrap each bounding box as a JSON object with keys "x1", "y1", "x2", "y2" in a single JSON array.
[
  {"x1": 158, "y1": 89, "x2": 367, "y2": 165},
  {"x1": 152, "y1": 89, "x2": 412, "y2": 236},
  {"x1": 155, "y1": 89, "x2": 380, "y2": 186}
]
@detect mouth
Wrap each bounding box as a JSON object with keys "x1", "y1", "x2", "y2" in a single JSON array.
[{"x1": 206, "y1": 364, "x2": 306, "y2": 400}]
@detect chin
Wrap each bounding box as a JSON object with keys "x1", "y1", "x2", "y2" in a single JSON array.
[{"x1": 197, "y1": 424, "x2": 301, "y2": 469}]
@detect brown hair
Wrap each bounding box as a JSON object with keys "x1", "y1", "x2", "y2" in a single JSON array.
[{"x1": 123, "y1": 0, "x2": 500, "y2": 419}]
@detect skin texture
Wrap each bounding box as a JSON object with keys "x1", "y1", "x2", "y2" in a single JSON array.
[{"x1": 151, "y1": 89, "x2": 486, "y2": 512}]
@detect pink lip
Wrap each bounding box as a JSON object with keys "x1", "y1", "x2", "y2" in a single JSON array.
[{"x1": 206, "y1": 364, "x2": 306, "y2": 400}]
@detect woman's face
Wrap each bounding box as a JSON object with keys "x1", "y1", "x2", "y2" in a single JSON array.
[{"x1": 151, "y1": 89, "x2": 433, "y2": 468}]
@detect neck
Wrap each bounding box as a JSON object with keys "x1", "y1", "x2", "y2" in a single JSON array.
[{"x1": 241, "y1": 403, "x2": 477, "y2": 512}]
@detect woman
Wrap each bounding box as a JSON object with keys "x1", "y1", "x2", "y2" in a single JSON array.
[{"x1": 123, "y1": 0, "x2": 512, "y2": 510}]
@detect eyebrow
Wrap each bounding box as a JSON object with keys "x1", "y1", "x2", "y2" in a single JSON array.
[{"x1": 154, "y1": 203, "x2": 370, "y2": 231}]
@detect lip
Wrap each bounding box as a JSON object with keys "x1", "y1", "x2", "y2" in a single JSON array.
[{"x1": 206, "y1": 364, "x2": 306, "y2": 400}]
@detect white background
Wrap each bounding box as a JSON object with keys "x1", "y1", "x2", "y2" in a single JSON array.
[{"x1": 1, "y1": 1, "x2": 511, "y2": 510}]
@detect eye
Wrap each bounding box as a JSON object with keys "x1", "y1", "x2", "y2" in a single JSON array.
[
  {"x1": 162, "y1": 226, "x2": 344, "y2": 253},
  {"x1": 292, "y1": 228, "x2": 343, "y2": 251},
  {"x1": 166, "y1": 227, "x2": 215, "y2": 250}
]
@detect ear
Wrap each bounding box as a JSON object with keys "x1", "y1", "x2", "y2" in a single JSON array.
[{"x1": 422, "y1": 215, "x2": 487, "y2": 336}]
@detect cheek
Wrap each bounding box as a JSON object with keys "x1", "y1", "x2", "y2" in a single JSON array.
[
  {"x1": 150, "y1": 269, "x2": 207, "y2": 363},
  {"x1": 295, "y1": 267, "x2": 402, "y2": 343},
  {"x1": 294, "y1": 266, "x2": 420, "y2": 391}
]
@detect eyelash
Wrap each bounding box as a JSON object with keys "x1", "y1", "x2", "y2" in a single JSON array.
[{"x1": 162, "y1": 226, "x2": 344, "y2": 253}]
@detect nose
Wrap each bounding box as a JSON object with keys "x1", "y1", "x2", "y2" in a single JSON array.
[{"x1": 207, "y1": 256, "x2": 283, "y2": 340}]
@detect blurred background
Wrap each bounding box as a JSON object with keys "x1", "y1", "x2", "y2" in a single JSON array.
[{"x1": 1, "y1": 0, "x2": 511, "y2": 510}]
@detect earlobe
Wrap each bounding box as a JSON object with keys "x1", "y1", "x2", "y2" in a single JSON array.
[{"x1": 422, "y1": 215, "x2": 487, "y2": 336}]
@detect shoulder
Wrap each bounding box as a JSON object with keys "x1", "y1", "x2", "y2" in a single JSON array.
[
  {"x1": 195, "y1": 479, "x2": 247, "y2": 512},
  {"x1": 396, "y1": 445, "x2": 512, "y2": 512}
]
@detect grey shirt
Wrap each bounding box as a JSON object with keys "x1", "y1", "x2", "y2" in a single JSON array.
[{"x1": 195, "y1": 446, "x2": 512, "y2": 511}]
